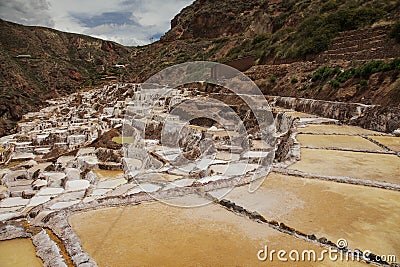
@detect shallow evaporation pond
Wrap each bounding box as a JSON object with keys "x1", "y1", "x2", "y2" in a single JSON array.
[
  {"x1": 68, "y1": 195, "x2": 356, "y2": 267},
  {"x1": 299, "y1": 124, "x2": 381, "y2": 135},
  {"x1": 289, "y1": 148, "x2": 400, "y2": 183},
  {"x1": 211, "y1": 172, "x2": 400, "y2": 260},
  {"x1": 111, "y1": 136, "x2": 135, "y2": 144},
  {"x1": 0, "y1": 238, "x2": 43, "y2": 267},
  {"x1": 297, "y1": 134, "x2": 384, "y2": 151},
  {"x1": 285, "y1": 111, "x2": 317, "y2": 118},
  {"x1": 93, "y1": 170, "x2": 125, "y2": 180},
  {"x1": 369, "y1": 136, "x2": 400, "y2": 152}
]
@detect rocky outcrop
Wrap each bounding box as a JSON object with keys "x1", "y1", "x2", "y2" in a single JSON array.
[
  {"x1": 89, "y1": 128, "x2": 122, "y2": 150},
  {"x1": 352, "y1": 106, "x2": 400, "y2": 133},
  {"x1": 274, "y1": 112, "x2": 297, "y2": 162},
  {"x1": 269, "y1": 96, "x2": 400, "y2": 133},
  {"x1": 270, "y1": 96, "x2": 373, "y2": 122}
]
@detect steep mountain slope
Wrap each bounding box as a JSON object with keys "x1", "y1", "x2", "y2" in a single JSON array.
[
  {"x1": 125, "y1": 0, "x2": 400, "y2": 110},
  {"x1": 162, "y1": 0, "x2": 400, "y2": 61},
  {"x1": 126, "y1": 0, "x2": 400, "y2": 79},
  {"x1": 0, "y1": 19, "x2": 132, "y2": 136}
]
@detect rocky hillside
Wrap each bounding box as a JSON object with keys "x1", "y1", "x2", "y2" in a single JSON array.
[
  {"x1": 130, "y1": 0, "x2": 400, "y2": 78},
  {"x1": 0, "y1": 19, "x2": 132, "y2": 136},
  {"x1": 1, "y1": 0, "x2": 400, "y2": 136},
  {"x1": 128, "y1": 0, "x2": 400, "y2": 109},
  {"x1": 162, "y1": 0, "x2": 400, "y2": 60}
]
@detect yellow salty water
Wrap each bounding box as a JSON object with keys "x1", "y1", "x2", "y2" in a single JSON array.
[
  {"x1": 0, "y1": 238, "x2": 43, "y2": 267},
  {"x1": 69, "y1": 195, "x2": 365, "y2": 267}
]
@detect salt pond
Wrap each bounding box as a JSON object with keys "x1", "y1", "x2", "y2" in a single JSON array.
[
  {"x1": 212, "y1": 172, "x2": 400, "y2": 261},
  {"x1": 0, "y1": 238, "x2": 42, "y2": 267},
  {"x1": 289, "y1": 148, "x2": 400, "y2": 183},
  {"x1": 297, "y1": 134, "x2": 384, "y2": 151},
  {"x1": 69, "y1": 195, "x2": 363, "y2": 267}
]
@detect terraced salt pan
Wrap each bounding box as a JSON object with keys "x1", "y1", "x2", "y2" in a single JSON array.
[
  {"x1": 198, "y1": 175, "x2": 228, "y2": 184},
  {"x1": 159, "y1": 173, "x2": 183, "y2": 182},
  {"x1": 50, "y1": 200, "x2": 80, "y2": 210},
  {"x1": 215, "y1": 151, "x2": 240, "y2": 161},
  {"x1": 289, "y1": 148, "x2": 400, "y2": 183},
  {"x1": 299, "y1": 124, "x2": 381, "y2": 135},
  {"x1": 65, "y1": 180, "x2": 90, "y2": 191},
  {"x1": 37, "y1": 187, "x2": 64, "y2": 196},
  {"x1": 0, "y1": 197, "x2": 29, "y2": 208},
  {"x1": 96, "y1": 178, "x2": 127, "y2": 189},
  {"x1": 56, "y1": 156, "x2": 75, "y2": 167},
  {"x1": 0, "y1": 212, "x2": 19, "y2": 221},
  {"x1": 210, "y1": 162, "x2": 259, "y2": 176},
  {"x1": 27, "y1": 163, "x2": 52, "y2": 174},
  {"x1": 91, "y1": 188, "x2": 112, "y2": 196},
  {"x1": 0, "y1": 238, "x2": 43, "y2": 267},
  {"x1": 195, "y1": 157, "x2": 228, "y2": 170},
  {"x1": 251, "y1": 140, "x2": 272, "y2": 150},
  {"x1": 53, "y1": 190, "x2": 85, "y2": 202},
  {"x1": 126, "y1": 183, "x2": 160, "y2": 195},
  {"x1": 213, "y1": 173, "x2": 400, "y2": 261},
  {"x1": 27, "y1": 196, "x2": 51, "y2": 207},
  {"x1": 93, "y1": 170, "x2": 124, "y2": 180},
  {"x1": 106, "y1": 184, "x2": 138, "y2": 197},
  {"x1": 163, "y1": 178, "x2": 195, "y2": 190},
  {"x1": 111, "y1": 136, "x2": 135, "y2": 144},
  {"x1": 297, "y1": 134, "x2": 385, "y2": 151},
  {"x1": 242, "y1": 151, "x2": 270, "y2": 158},
  {"x1": 69, "y1": 195, "x2": 361, "y2": 267},
  {"x1": 123, "y1": 158, "x2": 143, "y2": 170},
  {"x1": 369, "y1": 136, "x2": 400, "y2": 152},
  {"x1": 285, "y1": 111, "x2": 317, "y2": 118}
]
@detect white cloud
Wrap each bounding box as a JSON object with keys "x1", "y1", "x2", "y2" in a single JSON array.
[
  {"x1": 0, "y1": 0, "x2": 194, "y2": 46},
  {"x1": 0, "y1": 0, "x2": 54, "y2": 27}
]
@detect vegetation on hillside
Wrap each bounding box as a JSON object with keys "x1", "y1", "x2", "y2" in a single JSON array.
[
  {"x1": 208, "y1": 0, "x2": 399, "y2": 62},
  {"x1": 312, "y1": 58, "x2": 400, "y2": 85},
  {"x1": 390, "y1": 21, "x2": 400, "y2": 42}
]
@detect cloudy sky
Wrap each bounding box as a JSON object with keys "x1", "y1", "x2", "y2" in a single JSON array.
[{"x1": 0, "y1": 0, "x2": 194, "y2": 46}]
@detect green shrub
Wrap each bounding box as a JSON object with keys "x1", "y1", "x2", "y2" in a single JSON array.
[
  {"x1": 329, "y1": 79, "x2": 340, "y2": 88},
  {"x1": 336, "y1": 69, "x2": 355, "y2": 83},
  {"x1": 280, "y1": 1, "x2": 295, "y2": 10},
  {"x1": 270, "y1": 76, "x2": 277, "y2": 83},
  {"x1": 300, "y1": 84, "x2": 308, "y2": 91},
  {"x1": 313, "y1": 58, "x2": 400, "y2": 85},
  {"x1": 321, "y1": 0, "x2": 339, "y2": 13},
  {"x1": 291, "y1": 77, "x2": 299, "y2": 84},
  {"x1": 312, "y1": 66, "x2": 340, "y2": 81},
  {"x1": 213, "y1": 37, "x2": 229, "y2": 44},
  {"x1": 253, "y1": 34, "x2": 271, "y2": 45},
  {"x1": 360, "y1": 79, "x2": 368, "y2": 86},
  {"x1": 272, "y1": 13, "x2": 290, "y2": 32}
]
